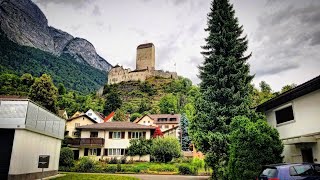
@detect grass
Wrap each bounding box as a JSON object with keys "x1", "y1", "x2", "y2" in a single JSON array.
[{"x1": 53, "y1": 173, "x2": 139, "y2": 180}]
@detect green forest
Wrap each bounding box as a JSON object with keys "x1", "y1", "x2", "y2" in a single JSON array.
[{"x1": 0, "y1": 30, "x2": 107, "y2": 93}]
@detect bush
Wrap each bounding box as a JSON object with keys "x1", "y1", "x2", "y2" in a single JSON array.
[
  {"x1": 103, "y1": 165, "x2": 117, "y2": 173},
  {"x1": 109, "y1": 157, "x2": 119, "y2": 164},
  {"x1": 151, "y1": 137, "x2": 181, "y2": 163},
  {"x1": 73, "y1": 157, "x2": 96, "y2": 172},
  {"x1": 191, "y1": 158, "x2": 204, "y2": 174},
  {"x1": 120, "y1": 156, "x2": 127, "y2": 164},
  {"x1": 117, "y1": 163, "x2": 122, "y2": 172},
  {"x1": 59, "y1": 166, "x2": 71, "y2": 172},
  {"x1": 178, "y1": 164, "x2": 195, "y2": 175},
  {"x1": 227, "y1": 116, "x2": 284, "y2": 180},
  {"x1": 59, "y1": 147, "x2": 74, "y2": 167}
]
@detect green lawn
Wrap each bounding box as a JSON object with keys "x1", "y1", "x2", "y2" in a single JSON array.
[{"x1": 53, "y1": 173, "x2": 139, "y2": 180}]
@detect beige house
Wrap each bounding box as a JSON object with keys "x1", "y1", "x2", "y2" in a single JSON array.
[
  {"x1": 65, "y1": 113, "x2": 97, "y2": 138},
  {"x1": 257, "y1": 75, "x2": 320, "y2": 163},
  {"x1": 68, "y1": 122, "x2": 155, "y2": 161},
  {"x1": 134, "y1": 114, "x2": 181, "y2": 132}
]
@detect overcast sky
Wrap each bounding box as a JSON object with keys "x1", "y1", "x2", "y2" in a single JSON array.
[{"x1": 33, "y1": 0, "x2": 320, "y2": 91}]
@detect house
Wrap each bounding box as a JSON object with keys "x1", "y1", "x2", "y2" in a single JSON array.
[
  {"x1": 0, "y1": 98, "x2": 65, "y2": 180},
  {"x1": 58, "y1": 109, "x2": 68, "y2": 120},
  {"x1": 65, "y1": 113, "x2": 97, "y2": 138},
  {"x1": 257, "y1": 75, "x2": 320, "y2": 163},
  {"x1": 85, "y1": 109, "x2": 104, "y2": 123},
  {"x1": 134, "y1": 114, "x2": 181, "y2": 132},
  {"x1": 163, "y1": 126, "x2": 180, "y2": 138},
  {"x1": 67, "y1": 122, "x2": 155, "y2": 161}
]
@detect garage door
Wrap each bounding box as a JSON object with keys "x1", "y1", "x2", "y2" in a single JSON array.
[{"x1": 0, "y1": 129, "x2": 15, "y2": 180}]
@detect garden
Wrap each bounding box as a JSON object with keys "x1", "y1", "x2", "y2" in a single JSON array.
[{"x1": 53, "y1": 173, "x2": 138, "y2": 180}]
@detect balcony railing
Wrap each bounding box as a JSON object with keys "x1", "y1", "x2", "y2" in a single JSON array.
[{"x1": 66, "y1": 138, "x2": 104, "y2": 147}]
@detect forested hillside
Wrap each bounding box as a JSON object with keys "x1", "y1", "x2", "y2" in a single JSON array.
[{"x1": 0, "y1": 30, "x2": 107, "y2": 93}]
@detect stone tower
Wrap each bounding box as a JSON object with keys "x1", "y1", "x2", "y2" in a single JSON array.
[{"x1": 136, "y1": 43, "x2": 155, "y2": 70}]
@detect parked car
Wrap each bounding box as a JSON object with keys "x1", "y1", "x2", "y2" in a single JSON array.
[{"x1": 257, "y1": 163, "x2": 320, "y2": 180}]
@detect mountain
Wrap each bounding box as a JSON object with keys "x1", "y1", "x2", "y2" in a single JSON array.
[{"x1": 0, "y1": 0, "x2": 112, "y2": 72}]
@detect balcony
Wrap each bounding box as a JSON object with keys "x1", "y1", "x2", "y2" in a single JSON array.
[{"x1": 66, "y1": 138, "x2": 104, "y2": 147}]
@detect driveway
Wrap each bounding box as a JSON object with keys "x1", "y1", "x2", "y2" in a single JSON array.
[{"x1": 117, "y1": 174, "x2": 210, "y2": 180}]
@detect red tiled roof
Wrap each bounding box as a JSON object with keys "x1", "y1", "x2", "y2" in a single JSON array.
[
  {"x1": 76, "y1": 121, "x2": 156, "y2": 130},
  {"x1": 104, "y1": 112, "x2": 115, "y2": 122}
]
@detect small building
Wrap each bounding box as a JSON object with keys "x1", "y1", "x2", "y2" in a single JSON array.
[
  {"x1": 65, "y1": 113, "x2": 97, "y2": 138},
  {"x1": 85, "y1": 109, "x2": 104, "y2": 123},
  {"x1": 0, "y1": 98, "x2": 65, "y2": 180},
  {"x1": 257, "y1": 75, "x2": 320, "y2": 163},
  {"x1": 67, "y1": 122, "x2": 155, "y2": 161}
]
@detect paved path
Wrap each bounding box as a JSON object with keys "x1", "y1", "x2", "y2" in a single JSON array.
[{"x1": 116, "y1": 174, "x2": 210, "y2": 180}]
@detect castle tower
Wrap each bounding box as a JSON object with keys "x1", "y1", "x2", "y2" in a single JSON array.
[{"x1": 136, "y1": 43, "x2": 155, "y2": 70}]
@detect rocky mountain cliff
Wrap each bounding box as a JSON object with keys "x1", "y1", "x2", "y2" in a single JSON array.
[{"x1": 0, "y1": 0, "x2": 112, "y2": 72}]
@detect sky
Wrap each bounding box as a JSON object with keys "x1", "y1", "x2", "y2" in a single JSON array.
[{"x1": 32, "y1": 0, "x2": 320, "y2": 91}]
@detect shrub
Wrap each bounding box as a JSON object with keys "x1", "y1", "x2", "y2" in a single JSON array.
[
  {"x1": 59, "y1": 166, "x2": 71, "y2": 172},
  {"x1": 103, "y1": 165, "x2": 117, "y2": 173},
  {"x1": 227, "y1": 116, "x2": 284, "y2": 180},
  {"x1": 191, "y1": 158, "x2": 204, "y2": 174},
  {"x1": 59, "y1": 147, "x2": 74, "y2": 167},
  {"x1": 73, "y1": 157, "x2": 95, "y2": 172},
  {"x1": 151, "y1": 137, "x2": 181, "y2": 163},
  {"x1": 117, "y1": 163, "x2": 122, "y2": 172},
  {"x1": 120, "y1": 156, "x2": 127, "y2": 164},
  {"x1": 109, "y1": 157, "x2": 119, "y2": 164},
  {"x1": 178, "y1": 164, "x2": 195, "y2": 175}
]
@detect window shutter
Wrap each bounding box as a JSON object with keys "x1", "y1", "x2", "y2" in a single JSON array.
[
  {"x1": 121, "y1": 132, "x2": 125, "y2": 139},
  {"x1": 84, "y1": 148, "x2": 88, "y2": 156},
  {"x1": 97, "y1": 148, "x2": 101, "y2": 156},
  {"x1": 143, "y1": 132, "x2": 146, "y2": 139},
  {"x1": 109, "y1": 132, "x2": 113, "y2": 139},
  {"x1": 104, "y1": 149, "x2": 108, "y2": 156},
  {"x1": 128, "y1": 132, "x2": 131, "y2": 139}
]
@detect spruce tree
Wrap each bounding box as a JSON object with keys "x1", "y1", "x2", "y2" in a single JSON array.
[
  {"x1": 180, "y1": 113, "x2": 191, "y2": 151},
  {"x1": 189, "y1": 0, "x2": 253, "y2": 179}
]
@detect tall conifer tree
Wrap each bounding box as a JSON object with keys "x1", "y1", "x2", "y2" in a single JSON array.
[{"x1": 189, "y1": 0, "x2": 253, "y2": 179}]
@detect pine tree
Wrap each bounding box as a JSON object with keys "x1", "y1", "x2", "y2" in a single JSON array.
[
  {"x1": 180, "y1": 113, "x2": 191, "y2": 151},
  {"x1": 29, "y1": 74, "x2": 58, "y2": 113},
  {"x1": 189, "y1": 0, "x2": 253, "y2": 179}
]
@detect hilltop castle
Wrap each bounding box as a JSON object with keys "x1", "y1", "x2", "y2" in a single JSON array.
[{"x1": 108, "y1": 43, "x2": 178, "y2": 84}]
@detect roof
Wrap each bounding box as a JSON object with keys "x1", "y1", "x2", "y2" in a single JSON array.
[
  {"x1": 137, "y1": 43, "x2": 154, "y2": 49},
  {"x1": 104, "y1": 112, "x2": 115, "y2": 122},
  {"x1": 257, "y1": 75, "x2": 320, "y2": 112},
  {"x1": 94, "y1": 111, "x2": 105, "y2": 119},
  {"x1": 134, "y1": 114, "x2": 181, "y2": 124},
  {"x1": 129, "y1": 69, "x2": 148, "y2": 73},
  {"x1": 67, "y1": 114, "x2": 97, "y2": 123},
  {"x1": 162, "y1": 126, "x2": 179, "y2": 133},
  {"x1": 76, "y1": 121, "x2": 156, "y2": 130}
]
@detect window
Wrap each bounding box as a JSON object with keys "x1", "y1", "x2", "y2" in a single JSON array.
[
  {"x1": 89, "y1": 148, "x2": 97, "y2": 156},
  {"x1": 94, "y1": 117, "x2": 97, "y2": 120},
  {"x1": 275, "y1": 105, "x2": 294, "y2": 124},
  {"x1": 148, "y1": 121, "x2": 150, "y2": 123},
  {"x1": 88, "y1": 113, "x2": 92, "y2": 116},
  {"x1": 113, "y1": 132, "x2": 121, "y2": 139},
  {"x1": 165, "y1": 125, "x2": 169, "y2": 128},
  {"x1": 169, "y1": 118, "x2": 177, "y2": 121},
  {"x1": 131, "y1": 132, "x2": 143, "y2": 139},
  {"x1": 158, "y1": 118, "x2": 167, "y2": 122},
  {"x1": 75, "y1": 123, "x2": 80, "y2": 127},
  {"x1": 144, "y1": 121, "x2": 146, "y2": 124},
  {"x1": 106, "y1": 148, "x2": 125, "y2": 156},
  {"x1": 64, "y1": 131, "x2": 69, "y2": 136},
  {"x1": 289, "y1": 165, "x2": 313, "y2": 176},
  {"x1": 73, "y1": 131, "x2": 80, "y2": 137},
  {"x1": 90, "y1": 131, "x2": 98, "y2": 138}
]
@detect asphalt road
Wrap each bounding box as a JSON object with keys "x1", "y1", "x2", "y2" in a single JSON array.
[{"x1": 118, "y1": 174, "x2": 210, "y2": 180}]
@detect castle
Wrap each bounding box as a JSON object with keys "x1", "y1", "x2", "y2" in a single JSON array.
[{"x1": 108, "y1": 43, "x2": 178, "y2": 84}]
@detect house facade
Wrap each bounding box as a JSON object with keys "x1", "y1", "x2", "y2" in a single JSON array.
[
  {"x1": 65, "y1": 113, "x2": 97, "y2": 138},
  {"x1": 0, "y1": 98, "x2": 65, "y2": 180},
  {"x1": 257, "y1": 75, "x2": 320, "y2": 163},
  {"x1": 134, "y1": 114, "x2": 181, "y2": 132},
  {"x1": 67, "y1": 122, "x2": 155, "y2": 161}
]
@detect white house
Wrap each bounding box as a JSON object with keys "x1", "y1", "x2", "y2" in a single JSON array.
[
  {"x1": 0, "y1": 98, "x2": 65, "y2": 180},
  {"x1": 67, "y1": 122, "x2": 155, "y2": 161},
  {"x1": 134, "y1": 114, "x2": 181, "y2": 132},
  {"x1": 257, "y1": 75, "x2": 320, "y2": 163},
  {"x1": 85, "y1": 109, "x2": 104, "y2": 123}
]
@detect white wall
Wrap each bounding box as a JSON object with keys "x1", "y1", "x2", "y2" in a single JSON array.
[
  {"x1": 9, "y1": 129, "x2": 61, "y2": 175},
  {"x1": 85, "y1": 109, "x2": 103, "y2": 123},
  {"x1": 266, "y1": 90, "x2": 320, "y2": 139}
]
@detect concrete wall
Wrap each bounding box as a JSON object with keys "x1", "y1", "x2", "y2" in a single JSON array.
[
  {"x1": 65, "y1": 116, "x2": 95, "y2": 138},
  {"x1": 9, "y1": 129, "x2": 61, "y2": 176},
  {"x1": 265, "y1": 90, "x2": 320, "y2": 139}
]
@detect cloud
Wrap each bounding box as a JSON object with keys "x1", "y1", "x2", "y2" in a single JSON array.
[
  {"x1": 92, "y1": 5, "x2": 101, "y2": 16},
  {"x1": 250, "y1": 0, "x2": 320, "y2": 77}
]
